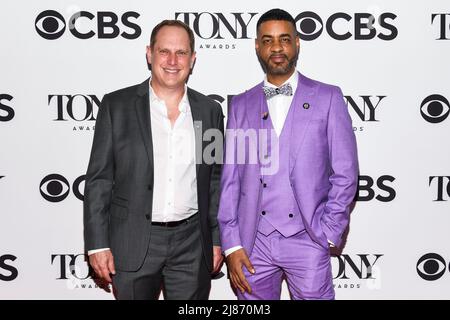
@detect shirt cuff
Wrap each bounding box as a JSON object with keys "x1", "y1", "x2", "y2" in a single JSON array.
[
  {"x1": 224, "y1": 245, "x2": 243, "y2": 257},
  {"x1": 88, "y1": 248, "x2": 110, "y2": 255}
]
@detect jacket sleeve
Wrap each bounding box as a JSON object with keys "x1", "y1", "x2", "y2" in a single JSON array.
[
  {"x1": 217, "y1": 97, "x2": 243, "y2": 252},
  {"x1": 321, "y1": 86, "x2": 359, "y2": 247},
  {"x1": 208, "y1": 103, "x2": 225, "y2": 246},
  {"x1": 83, "y1": 93, "x2": 114, "y2": 252}
]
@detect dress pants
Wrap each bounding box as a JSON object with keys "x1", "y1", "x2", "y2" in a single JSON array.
[
  {"x1": 237, "y1": 229, "x2": 334, "y2": 300},
  {"x1": 112, "y1": 213, "x2": 211, "y2": 300}
]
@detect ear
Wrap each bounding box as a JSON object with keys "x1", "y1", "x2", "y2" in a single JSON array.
[
  {"x1": 146, "y1": 45, "x2": 152, "y2": 65},
  {"x1": 190, "y1": 51, "x2": 196, "y2": 68},
  {"x1": 254, "y1": 38, "x2": 260, "y2": 52}
]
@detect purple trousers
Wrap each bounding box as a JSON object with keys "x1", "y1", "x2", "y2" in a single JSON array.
[{"x1": 237, "y1": 230, "x2": 334, "y2": 300}]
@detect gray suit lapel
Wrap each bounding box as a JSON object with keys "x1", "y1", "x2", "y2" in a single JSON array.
[
  {"x1": 135, "y1": 79, "x2": 154, "y2": 169},
  {"x1": 187, "y1": 88, "x2": 202, "y2": 175}
]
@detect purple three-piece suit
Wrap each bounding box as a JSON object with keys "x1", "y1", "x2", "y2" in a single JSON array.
[{"x1": 218, "y1": 72, "x2": 358, "y2": 299}]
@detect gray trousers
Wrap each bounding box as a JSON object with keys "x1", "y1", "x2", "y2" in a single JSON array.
[{"x1": 112, "y1": 213, "x2": 211, "y2": 300}]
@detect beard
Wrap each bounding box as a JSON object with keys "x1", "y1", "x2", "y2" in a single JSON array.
[{"x1": 257, "y1": 49, "x2": 299, "y2": 76}]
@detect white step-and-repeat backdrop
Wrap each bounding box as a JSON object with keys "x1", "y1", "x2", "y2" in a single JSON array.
[{"x1": 1, "y1": 0, "x2": 449, "y2": 299}]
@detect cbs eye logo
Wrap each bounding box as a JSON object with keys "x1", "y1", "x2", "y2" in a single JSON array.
[
  {"x1": 416, "y1": 253, "x2": 449, "y2": 281},
  {"x1": 35, "y1": 10, "x2": 66, "y2": 40},
  {"x1": 295, "y1": 11, "x2": 323, "y2": 41},
  {"x1": 420, "y1": 94, "x2": 450, "y2": 123},
  {"x1": 40, "y1": 174, "x2": 85, "y2": 202}
]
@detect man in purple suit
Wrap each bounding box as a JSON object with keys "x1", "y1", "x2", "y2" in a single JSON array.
[{"x1": 218, "y1": 9, "x2": 358, "y2": 300}]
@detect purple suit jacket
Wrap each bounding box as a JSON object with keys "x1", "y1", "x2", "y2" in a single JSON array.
[{"x1": 218, "y1": 72, "x2": 358, "y2": 254}]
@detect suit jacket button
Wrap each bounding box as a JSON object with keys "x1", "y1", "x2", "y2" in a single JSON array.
[
  {"x1": 145, "y1": 214, "x2": 150, "y2": 220},
  {"x1": 289, "y1": 214, "x2": 293, "y2": 218},
  {"x1": 261, "y1": 211, "x2": 266, "y2": 216},
  {"x1": 263, "y1": 183, "x2": 267, "y2": 188},
  {"x1": 147, "y1": 185, "x2": 152, "y2": 190}
]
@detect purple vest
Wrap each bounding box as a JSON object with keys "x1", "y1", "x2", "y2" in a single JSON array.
[{"x1": 258, "y1": 97, "x2": 305, "y2": 237}]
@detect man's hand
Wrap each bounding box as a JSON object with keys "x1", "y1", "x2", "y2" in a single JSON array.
[
  {"x1": 89, "y1": 249, "x2": 116, "y2": 283},
  {"x1": 212, "y1": 246, "x2": 224, "y2": 274},
  {"x1": 226, "y1": 248, "x2": 255, "y2": 294}
]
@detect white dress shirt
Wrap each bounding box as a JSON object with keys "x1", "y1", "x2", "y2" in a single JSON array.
[
  {"x1": 88, "y1": 83, "x2": 197, "y2": 256},
  {"x1": 149, "y1": 85, "x2": 198, "y2": 222},
  {"x1": 224, "y1": 71, "x2": 333, "y2": 257}
]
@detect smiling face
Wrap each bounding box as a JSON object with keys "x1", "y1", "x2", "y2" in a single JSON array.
[
  {"x1": 146, "y1": 25, "x2": 196, "y2": 91},
  {"x1": 255, "y1": 20, "x2": 299, "y2": 82}
]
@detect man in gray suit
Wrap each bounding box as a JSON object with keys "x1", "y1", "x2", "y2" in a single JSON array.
[{"x1": 83, "y1": 20, "x2": 224, "y2": 300}]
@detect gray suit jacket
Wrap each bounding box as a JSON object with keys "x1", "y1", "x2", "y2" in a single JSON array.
[{"x1": 83, "y1": 78, "x2": 224, "y2": 272}]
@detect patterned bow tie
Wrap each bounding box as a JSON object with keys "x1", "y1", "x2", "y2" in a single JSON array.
[{"x1": 263, "y1": 83, "x2": 293, "y2": 99}]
